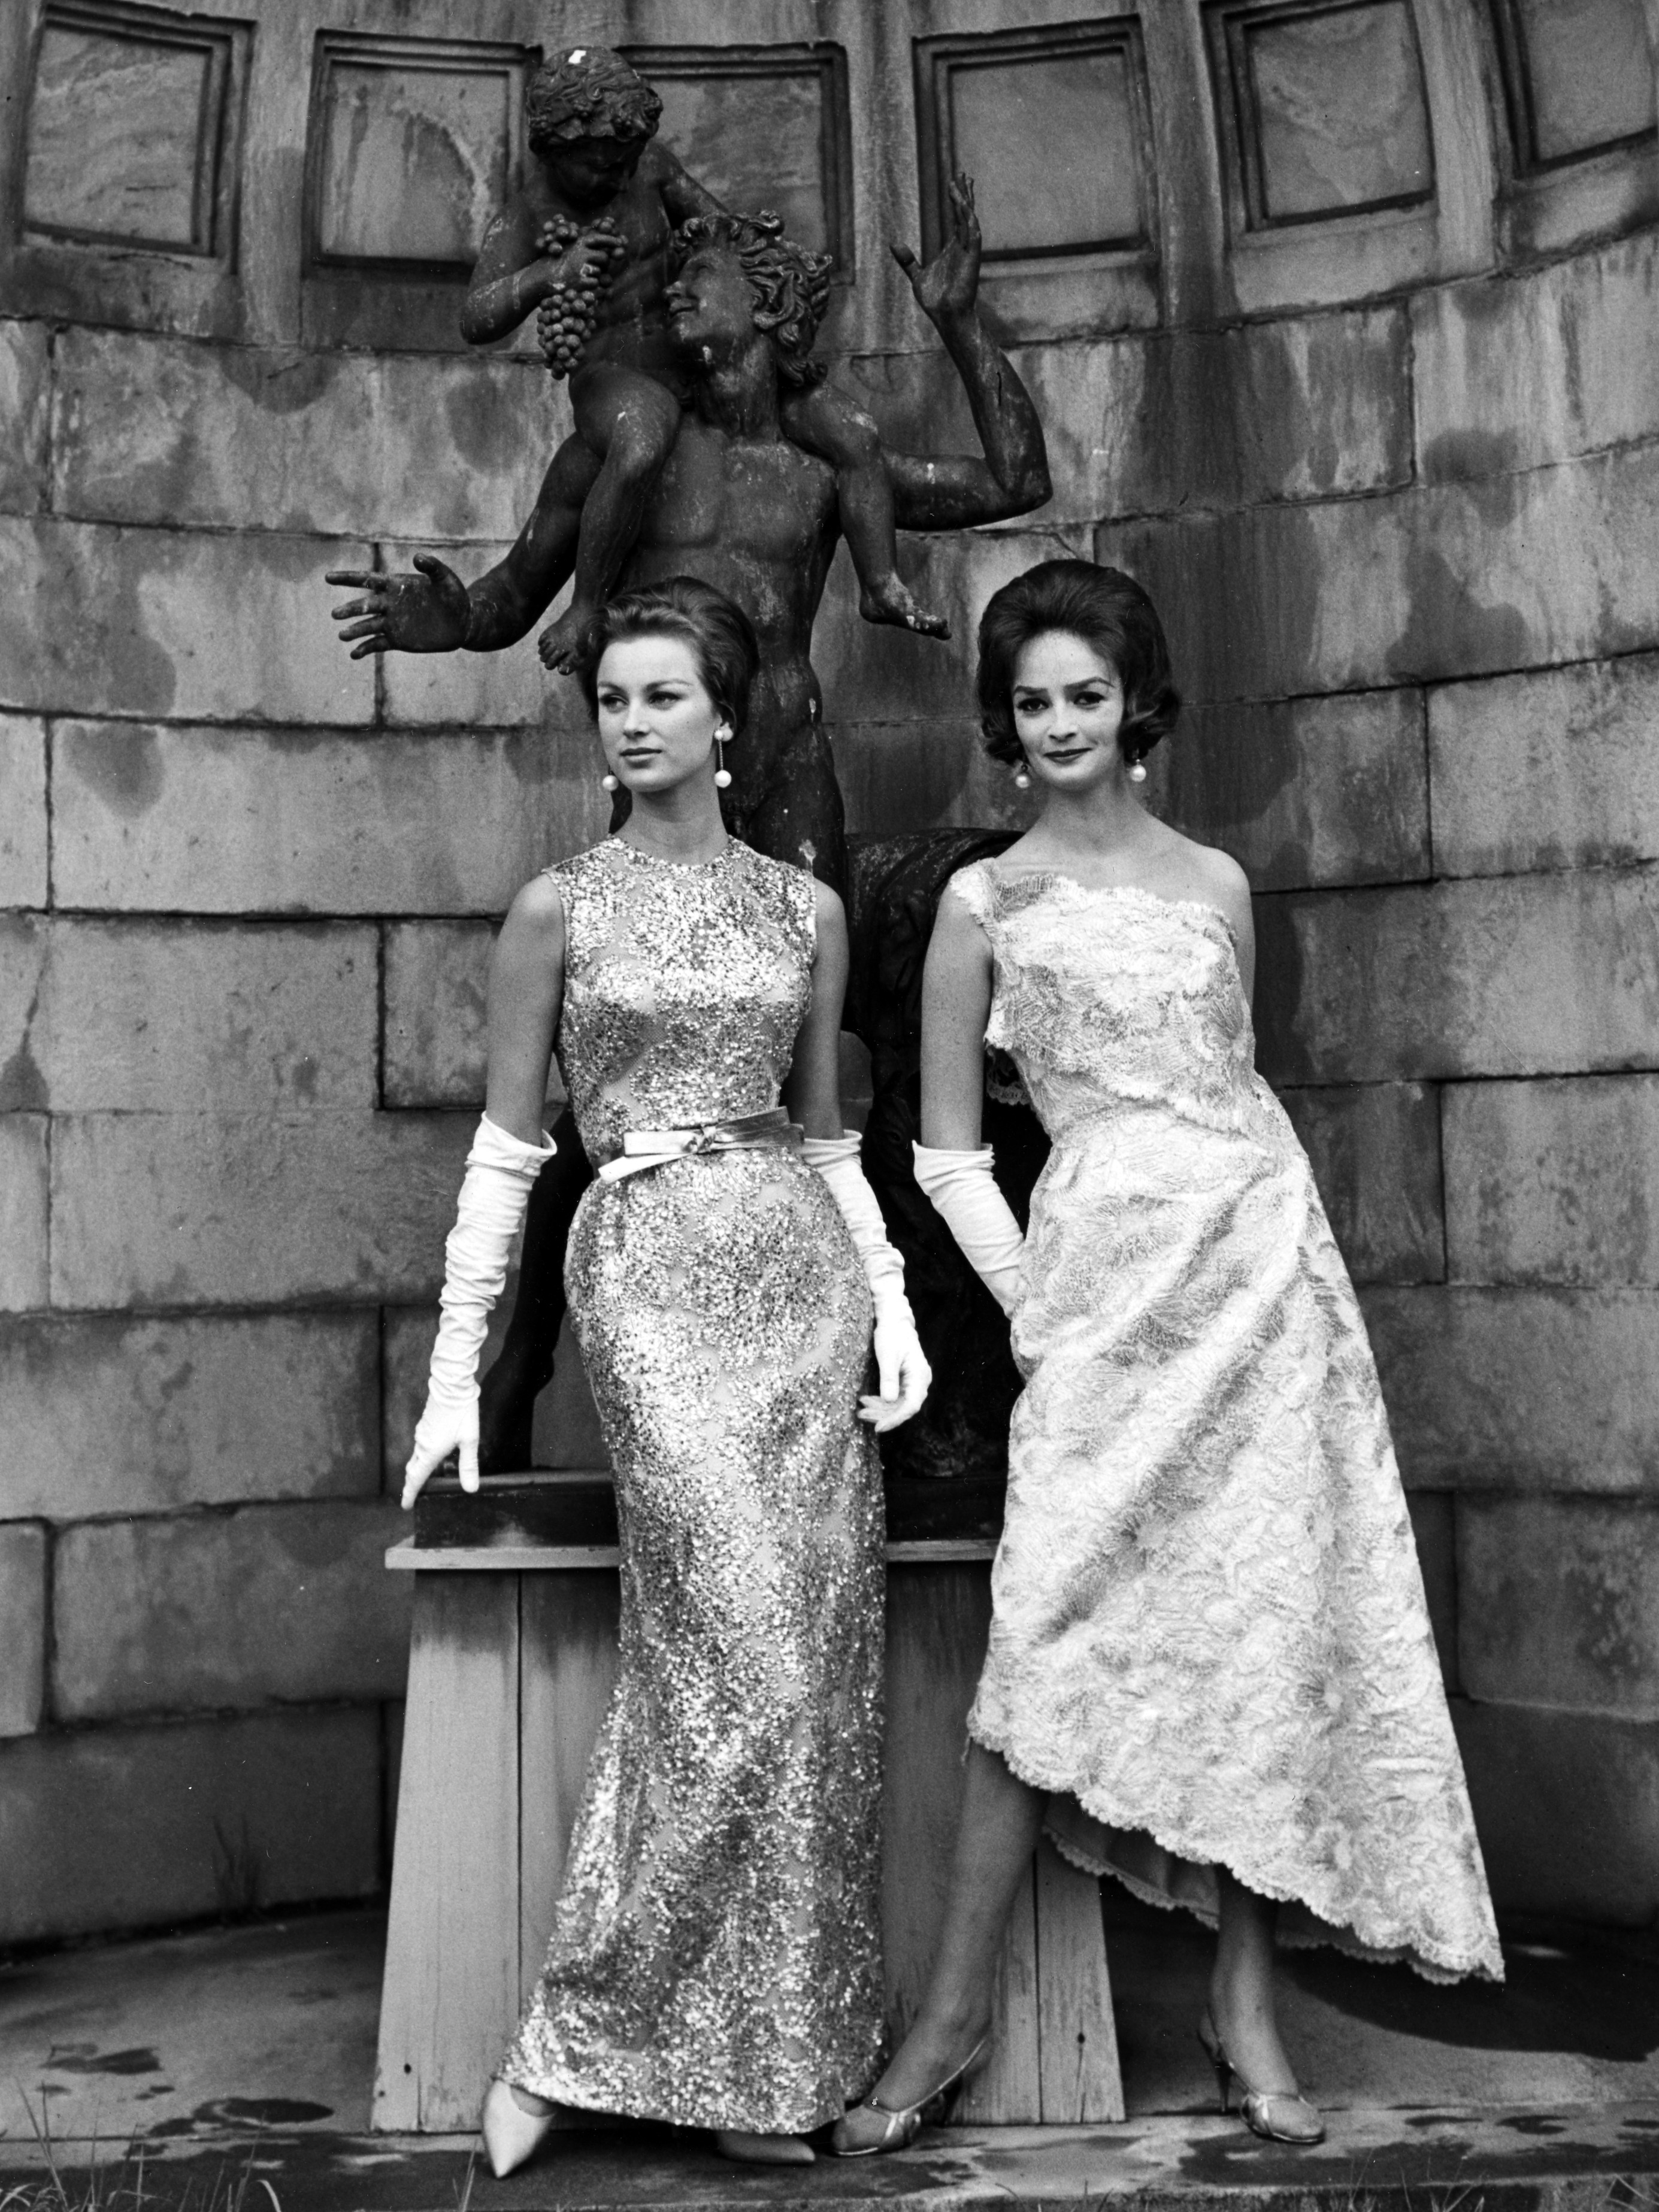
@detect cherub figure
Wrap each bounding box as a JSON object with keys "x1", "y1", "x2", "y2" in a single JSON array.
[{"x1": 459, "y1": 44, "x2": 947, "y2": 666}]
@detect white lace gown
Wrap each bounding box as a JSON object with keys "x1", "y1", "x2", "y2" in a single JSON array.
[{"x1": 953, "y1": 860, "x2": 1502, "y2": 1984}]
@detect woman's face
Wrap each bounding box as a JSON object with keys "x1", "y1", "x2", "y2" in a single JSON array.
[
  {"x1": 1010, "y1": 631, "x2": 1128, "y2": 794},
  {"x1": 595, "y1": 634, "x2": 723, "y2": 795}
]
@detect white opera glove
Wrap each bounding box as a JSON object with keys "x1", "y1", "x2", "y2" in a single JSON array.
[
  {"x1": 801, "y1": 1132, "x2": 931, "y2": 1434},
  {"x1": 912, "y1": 1142, "x2": 1025, "y2": 1318},
  {"x1": 403, "y1": 1114, "x2": 557, "y2": 1508}
]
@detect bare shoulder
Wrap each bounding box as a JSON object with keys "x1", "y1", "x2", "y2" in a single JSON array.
[
  {"x1": 503, "y1": 869, "x2": 567, "y2": 946},
  {"x1": 1165, "y1": 833, "x2": 1253, "y2": 936},
  {"x1": 811, "y1": 875, "x2": 849, "y2": 951},
  {"x1": 933, "y1": 874, "x2": 993, "y2": 953}
]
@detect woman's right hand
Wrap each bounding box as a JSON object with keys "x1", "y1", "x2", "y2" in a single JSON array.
[{"x1": 403, "y1": 1393, "x2": 480, "y2": 1508}]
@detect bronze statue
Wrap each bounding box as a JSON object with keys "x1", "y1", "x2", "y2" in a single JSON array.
[
  {"x1": 459, "y1": 46, "x2": 945, "y2": 665},
  {"x1": 328, "y1": 164, "x2": 1051, "y2": 1473}
]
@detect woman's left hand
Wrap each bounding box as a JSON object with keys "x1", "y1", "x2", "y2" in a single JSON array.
[{"x1": 859, "y1": 1311, "x2": 932, "y2": 1433}]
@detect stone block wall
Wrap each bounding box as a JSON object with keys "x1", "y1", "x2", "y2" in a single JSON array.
[{"x1": 3, "y1": 0, "x2": 1659, "y2": 1947}]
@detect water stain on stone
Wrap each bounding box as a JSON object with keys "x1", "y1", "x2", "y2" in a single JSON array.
[
  {"x1": 47, "y1": 2046, "x2": 164, "y2": 2075},
  {"x1": 218, "y1": 347, "x2": 340, "y2": 417},
  {"x1": 1500, "y1": 2115, "x2": 1569, "y2": 2135},
  {"x1": 1422, "y1": 426, "x2": 1525, "y2": 486},
  {"x1": 64, "y1": 723, "x2": 164, "y2": 817}
]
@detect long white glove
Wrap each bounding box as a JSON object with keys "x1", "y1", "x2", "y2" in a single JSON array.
[
  {"x1": 912, "y1": 1143, "x2": 1026, "y2": 1317},
  {"x1": 801, "y1": 1132, "x2": 931, "y2": 1434},
  {"x1": 403, "y1": 1114, "x2": 557, "y2": 1507}
]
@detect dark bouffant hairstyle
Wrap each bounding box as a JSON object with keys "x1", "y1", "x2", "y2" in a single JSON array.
[
  {"x1": 572, "y1": 577, "x2": 760, "y2": 737},
  {"x1": 673, "y1": 212, "x2": 832, "y2": 388},
  {"x1": 976, "y1": 559, "x2": 1181, "y2": 769},
  {"x1": 526, "y1": 47, "x2": 662, "y2": 151}
]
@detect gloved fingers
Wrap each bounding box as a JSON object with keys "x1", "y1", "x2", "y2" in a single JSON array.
[
  {"x1": 401, "y1": 1440, "x2": 444, "y2": 1511},
  {"x1": 457, "y1": 1435, "x2": 480, "y2": 1494}
]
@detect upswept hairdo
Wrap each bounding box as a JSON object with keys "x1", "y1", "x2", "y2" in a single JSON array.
[
  {"x1": 976, "y1": 559, "x2": 1181, "y2": 769},
  {"x1": 672, "y1": 213, "x2": 832, "y2": 388},
  {"x1": 571, "y1": 578, "x2": 760, "y2": 737},
  {"x1": 526, "y1": 47, "x2": 662, "y2": 151}
]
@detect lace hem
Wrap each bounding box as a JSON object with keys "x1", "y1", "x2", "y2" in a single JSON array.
[{"x1": 973, "y1": 1718, "x2": 1504, "y2": 1987}]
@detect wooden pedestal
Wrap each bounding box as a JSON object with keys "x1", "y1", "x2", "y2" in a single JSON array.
[{"x1": 374, "y1": 1538, "x2": 1122, "y2": 2133}]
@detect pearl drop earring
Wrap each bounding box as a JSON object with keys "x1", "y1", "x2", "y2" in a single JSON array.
[
  {"x1": 1013, "y1": 765, "x2": 1031, "y2": 789},
  {"x1": 601, "y1": 772, "x2": 619, "y2": 792},
  {"x1": 714, "y1": 726, "x2": 733, "y2": 790},
  {"x1": 1127, "y1": 753, "x2": 1148, "y2": 784}
]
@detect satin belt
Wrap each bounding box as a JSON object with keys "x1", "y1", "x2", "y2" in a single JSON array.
[{"x1": 597, "y1": 1105, "x2": 805, "y2": 1184}]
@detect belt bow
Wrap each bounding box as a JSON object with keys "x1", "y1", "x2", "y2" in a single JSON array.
[{"x1": 597, "y1": 1105, "x2": 804, "y2": 1184}]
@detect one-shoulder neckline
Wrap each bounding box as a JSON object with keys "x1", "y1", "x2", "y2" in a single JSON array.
[{"x1": 981, "y1": 861, "x2": 1240, "y2": 947}]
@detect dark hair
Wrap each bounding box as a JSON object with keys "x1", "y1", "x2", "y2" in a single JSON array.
[
  {"x1": 672, "y1": 213, "x2": 832, "y2": 389},
  {"x1": 572, "y1": 578, "x2": 759, "y2": 736},
  {"x1": 526, "y1": 47, "x2": 661, "y2": 152},
  {"x1": 976, "y1": 559, "x2": 1180, "y2": 769}
]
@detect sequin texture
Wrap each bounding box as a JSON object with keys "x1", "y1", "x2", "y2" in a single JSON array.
[
  {"x1": 499, "y1": 839, "x2": 885, "y2": 2131},
  {"x1": 953, "y1": 862, "x2": 1503, "y2": 1986}
]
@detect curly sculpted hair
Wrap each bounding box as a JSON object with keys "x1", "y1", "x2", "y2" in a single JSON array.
[
  {"x1": 571, "y1": 578, "x2": 760, "y2": 738},
  {"x1": 976, "y1": 559, "x2": 1181, "y2": 769},
  {"x1": 673, "y1": 212, "x2": 832, "y2": 389},
  {"x1": 526, "y1": 47, "x2": 662, "y2": 150}
]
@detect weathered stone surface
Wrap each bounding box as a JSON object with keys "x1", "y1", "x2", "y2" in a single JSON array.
[
  {"x1": 52, "y1": 329, "x2": 556, "y2": 541},
  {"x1": 1443, "y1": 1075, "x2": 1659, "y2": 1286},
  {"x1": 814, "y1": 525, "x2": 1091, "y2": 729},
  {"x1": 1405, "y1": 1492, "x2": 1457, "y2": 1693},
  {"x1": 1278, "y1": 1083, "x2": 1444, "y2": 1284},
  {"x1": 52, "y1": 722, "x2": 606, "y2": 917},
  {"x1": 1452, "y1": 1700, "x2": 1659, "y2": 1923},
  {"x1": 53, "y1": 1501, "x2": 412, "y2": 1721},
  {"x1": 0, "y1": 1311, "x2": 380, "y2": 1522},
  {"x1": 1415, "y1": 231, "x2": 1659, "y2": 483},
  {"x1": 1429, "y1": 652, "x2": 1659, "y2": 878},
  {"x1": 1362, "y1": 1286, "x2": 1659, "y2": 1492},
  {"x1": 845, "y1": 305, "x2": 1411, "y2": 526},
  {"x1": 0, "y1": 917, "x2": 374, "y2": 1110},
  {"x1": 0, "y1": 516, "x2": 374, "y2": 724},
  {"x1": 0, "y1": 1707, "x2": 382, "y2": 1945},
  {"x1": 384, "y1": 923, "x2": 492, "y2": 1110},
  {"x1": 835, "y1": 717, "x2": 1031, "y2": 842},
  {"x1": 1153, "y1": 689, "x2": 1428, "y2": 892},
  {"x1": 1098, "y1": 444, "x2": 1659, "y2": 704},
  {"x1": 0, "y1": 1114, "x2": 47, "y2": 1311},
  {"x1": 50, "y1": 1110, "x2": 473, "y2": 1309},
  {"x1": 383, "y1": 1304, "x2": 607, "y2": 1484},
  {"x1": 1255, "y1": 869, "x2": 1659, "y2": 1086},
  {"x1": 0, "y1": 716, "x2": 47, "y2": 909},
  {"x1": 0, "y1": 1522, "x2": 46, "y2": 1738},
  {"x1": 1457, "y1": 1497, "x2": 1659, "y2": 1718},
  {"x1": 0, "y1": 917, "x2": 47, "y2": 1109},
  {"x1": 0, "y1": 321, "x2": 50, "y2": 516},
  {"x1": 378, "y1": 544, "x2": 583, "y2": 729}
]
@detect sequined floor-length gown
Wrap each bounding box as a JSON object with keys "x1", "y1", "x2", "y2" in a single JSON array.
[
  {"x1": 952, "y1": 860, "x2": 1503, "y2": 1985},
  {"x1": 499, "y1": 838, "x2": 886, "y2": 2131}
]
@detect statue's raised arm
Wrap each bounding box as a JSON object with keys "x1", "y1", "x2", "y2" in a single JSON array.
[{"x1": 882, "y1": 174, "x2": 1052, "y2": 533}]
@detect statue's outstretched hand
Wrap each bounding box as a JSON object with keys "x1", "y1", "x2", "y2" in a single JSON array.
[
  {"x1": 891, "y1": 171, "x2": 981, "y2": 323},
  {"x1": 326, "y1": 552, "x2": 470, "y2": 657}
]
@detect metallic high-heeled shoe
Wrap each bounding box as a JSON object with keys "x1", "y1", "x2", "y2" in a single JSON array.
[
  {"x1": 481, "y1": 2078, "x2": 556, "y2": 2177},
  {"x1": 1197, "y1": 2014, "x2": 1324, "y2": 2145},
  {"x1": 829, "y1": 2034, "x2": 990, "y2": 2157}
]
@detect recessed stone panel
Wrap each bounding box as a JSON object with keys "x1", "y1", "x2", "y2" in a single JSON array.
[
  {"x1": 307, "y1": 34, "x2": 528, "y2": 272},
  {"x1": 624, "y1": 43, "x2": 852, "y2": 272},
  {"x1": 1207, "y1": 0, "x2": 1434, "y2": 231},
  {"x1": 22, "y1": 1, "x2": 246, "y2": 258},
  {"x1": 913, "y1": 22, "x2": 1153, "y2": 262},
  {"x1": 1492, "y1": 0, "x2": 1657, "y2": 172},
  {"x1": 1457, "y1": 1496, "x2": 1659, "y2": 1717}
]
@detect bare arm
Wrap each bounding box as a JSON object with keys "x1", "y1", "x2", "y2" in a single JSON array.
[
  {"x1": 782, "y1": 883, "x2": 853, "y2": 1138},
  {"x1": 652, "y1": 141, "x2": 728, "y2": 226},
  {"x1": 883, "y1": 176, "x2": 1052, "y2": 533},
  {"x1": 462, "y1": 198, "x2": 552, "y2": 345},
  {"x1": 326, "y1": 435, "x2": 596, "y2": 657},
  {"x1": 484, "y1": 875, "x2": 565, "y2": 1145},
  {"x1": 919, "y1": 885, "x2": 994, "y2": 1147}
]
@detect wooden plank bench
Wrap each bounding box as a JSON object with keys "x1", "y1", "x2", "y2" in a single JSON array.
[{"x1": 374, "y1": 1472, "x2": 1122, "y2": 2134}]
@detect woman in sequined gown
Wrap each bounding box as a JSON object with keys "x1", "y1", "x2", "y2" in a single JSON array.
[
  {"x1": 835, "y1": 560, "x2": 1500, "y2": 2158},
  {"x1": 402, "y1": 580, "x2": 928, "y2": 2169}
]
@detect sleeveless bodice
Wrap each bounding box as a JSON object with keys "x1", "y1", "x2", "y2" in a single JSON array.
[
  {"x1": 954, "y1": 862, "x2": 1279, "y2": 1148},
  {"x1": 547, "y1": 838, "x2": 817, "y2": 1167}
]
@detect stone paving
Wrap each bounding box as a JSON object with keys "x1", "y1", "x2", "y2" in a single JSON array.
[{"x1": 4, "y1": 1896, "x2": 1659, "y2": 2208}]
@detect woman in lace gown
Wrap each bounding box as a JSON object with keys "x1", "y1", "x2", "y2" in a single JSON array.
[
  {"x1": 401, "y1": 579, "x2": 929, "y2": 2171},
  {"x1": 835, "y1": 560, "x2": 1500, "y2": 2158}
]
